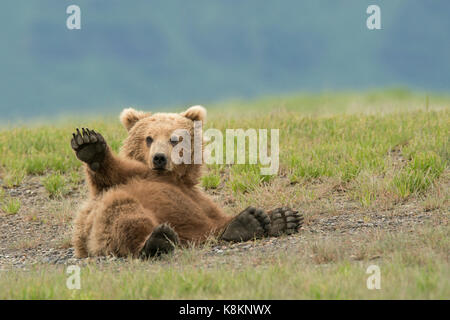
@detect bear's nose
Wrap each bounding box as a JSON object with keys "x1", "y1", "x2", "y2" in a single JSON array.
[{"x1": 153, "y1": 153, "x2": 167, "y2": 169}]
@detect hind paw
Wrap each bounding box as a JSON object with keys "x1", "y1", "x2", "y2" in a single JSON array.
[
  {"x1": 268, "y1": 207, "x2": 303, "y2": 237},
  {"x1": 220, "y1": 207, "x2": 271, "y2": 242},
  {"x1": 140, "y1": 224, "x2": 179, "y2": 259}
]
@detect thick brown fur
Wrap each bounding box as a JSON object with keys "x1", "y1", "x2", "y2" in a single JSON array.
[{"x1": 72, "y1": 106, "x2": 302, "y2": 258}]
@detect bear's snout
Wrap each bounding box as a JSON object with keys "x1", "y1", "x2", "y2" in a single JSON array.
[{"x1": 153, "y1": 153, "x2": 168, "y2": 169}]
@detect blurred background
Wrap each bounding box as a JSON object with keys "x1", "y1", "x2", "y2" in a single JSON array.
[{"x1": 0, "y1": 0, "x2": 449, "y2": 120}]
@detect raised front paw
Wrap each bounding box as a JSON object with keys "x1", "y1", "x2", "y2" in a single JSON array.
[
  {"x1": 71, "y1": 128, "x2": 107, "y2": 172},
  {"x1": 220, "y1": 207, "x2": 271, "y2": 242},
  {"x1": 268, "y1": 207, "x2": 303, "y2": 237}
]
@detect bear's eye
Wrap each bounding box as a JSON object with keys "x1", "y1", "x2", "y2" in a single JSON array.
[
  {"x1": 170, "y1": 135, "x2": 180, "y2": 146},
  {"x1": 146, "y1": 136, "x2": 153, "y2": 146}
]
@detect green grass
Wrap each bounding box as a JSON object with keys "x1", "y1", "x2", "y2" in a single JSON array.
[
  {"x1": 42, "y1": 173, "x2": 69, "y2": 198},
  {"x1": 0, "y1": 91, "x2": 448, "y2": 203},
  {"x1": 213, "y1": 93, "x2": 449, "y2": 202},
  {"x1": 201, "y1": 173, "x2": 221, "y2": 190},
  {"x1": 0, "y1": 224, "x2": 448, "y2": 299},
  {"x1": 0, "y1": 89, "x2": 449, "y2": 299},
  {"x1": 0, "y1": 188, "x2": 21, "y2": 214},
  {"x1": 1, "y1": 197, "x2": 21, "y2": 215}
]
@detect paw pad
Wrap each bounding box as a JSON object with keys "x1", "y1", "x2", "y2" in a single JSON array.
[
  {"x1": 220, "y1": 206, "x2": 271, "y2": 242},
  {"x1": 70, "y1": 128, "x2": 107, "y2": 171},
  {"x1": 140, "y1": 224, "x2": 179, "y2": 259},
  {"x1": 268, "y1": 207, "x2": 303, "y2": 237}
]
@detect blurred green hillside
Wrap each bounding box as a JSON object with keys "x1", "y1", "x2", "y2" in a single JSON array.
[{"x1": 0, "y1": 0, "x2": 449, "y2": 119}]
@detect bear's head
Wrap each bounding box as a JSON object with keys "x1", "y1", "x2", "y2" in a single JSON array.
[{"x1": 119, "y1": 105, "x2": 206, "y2": 185}]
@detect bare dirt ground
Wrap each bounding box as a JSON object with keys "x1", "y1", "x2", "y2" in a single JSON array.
[{"x1": 0, "y1": 175, "x2": 447, "y2": 270}]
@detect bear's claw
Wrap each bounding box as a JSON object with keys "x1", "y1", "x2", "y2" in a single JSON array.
[
  {"x1": 140, "y1": 223, "x2": 179, "y2": 259},
  {"x1": 268, "y1": 207, "x2": 303, "y2": 237},
  {"x1": 70, "y1": 128, "x2": 107, "y2": 171},
  {"x1": 220, "y1": 206, "x2": 271, "y2": 242}
]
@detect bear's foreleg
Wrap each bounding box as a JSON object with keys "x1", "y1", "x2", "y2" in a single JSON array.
[{"x1": 71, "y1": 128, "x2": 148, "y2": 195}]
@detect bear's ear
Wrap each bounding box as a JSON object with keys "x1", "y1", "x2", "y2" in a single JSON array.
[
  {"x1": 181, "y1": 105, "x2": 207, "y2": 123},
  {"x1": 120, "y1": 108, "x2": 151, "y2": 131}
]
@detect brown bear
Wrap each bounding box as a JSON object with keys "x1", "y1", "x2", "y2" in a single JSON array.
[{"x1": 71, "y1": 105, "x2": 303, "y2": 258}]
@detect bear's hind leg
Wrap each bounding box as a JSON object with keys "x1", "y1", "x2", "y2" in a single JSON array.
[
  {"x1": 72, "y1": 202, "x2": 95, "y2": 258},
  {"x1": 267, "y1": 207, "x2": 304, "y2": 236},
  {"x1": 88, "y1": 191, "x2": 157, "y2": 257},
  {"x1": 140, "y1": 223, "x2": 179, "y2": 259},
  {"x1": 219, "y1": 207, "x2": 271, "y2": 242}
]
